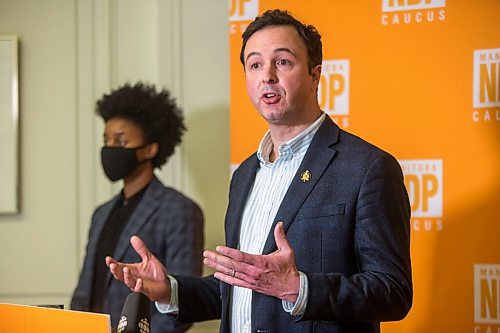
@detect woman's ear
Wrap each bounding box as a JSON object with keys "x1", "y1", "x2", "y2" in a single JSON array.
[{"x1": 144, "y1": 142, "x2": 159, "y2": 159}]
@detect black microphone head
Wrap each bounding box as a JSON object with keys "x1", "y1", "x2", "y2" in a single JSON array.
[{"x1": 117, "y1": 292, "x2": 151, "y2": 333}]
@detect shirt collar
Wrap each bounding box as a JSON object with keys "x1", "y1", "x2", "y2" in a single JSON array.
[
  {"x1": 257, "y1": 113, "x2": 326, "y2": 164},
  {"x1": 119, "y1": 179, "x2": 151, "y2": 206}
]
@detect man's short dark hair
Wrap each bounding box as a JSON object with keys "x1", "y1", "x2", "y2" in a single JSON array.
[
  {"x1": 240, "y1": 9, "x2": 322, "y2": 73},
  {"x1": 96, "y1": 82, "x2": 185, "y2": 169}
]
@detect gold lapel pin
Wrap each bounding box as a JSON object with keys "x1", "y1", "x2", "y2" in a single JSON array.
[{"x1": 300, "y1": 170, "x2": 312, "y2": 183}]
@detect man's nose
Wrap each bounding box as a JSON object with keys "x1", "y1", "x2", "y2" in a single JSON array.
[{"x1": 262, "y1": 64, "x2": 277, "y2": 84}]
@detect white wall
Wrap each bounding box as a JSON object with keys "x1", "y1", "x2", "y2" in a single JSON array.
[{"x1": 0, "y1": 0, "x2": 229, "y2": 332}]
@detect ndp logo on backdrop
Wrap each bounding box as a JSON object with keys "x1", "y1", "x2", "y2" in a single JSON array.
[
  {"x1": 318, "y1": 60, "x2": 350, "y2": 128},
  {"x1": 229, "y1": 0, "x2": 258, "y2": 34},
  {"x1": 472, "y1": 48, "x2": 500, "y2": 123},
  {"x1": 381, "y1": 0, "x2": 446, "y2": 25},
  {"x1": 474, "y1": 264, "x2": 500, "y2": 332},
  {"x1": 400, "y1": 159, "x2": 443, "y2": 231}
]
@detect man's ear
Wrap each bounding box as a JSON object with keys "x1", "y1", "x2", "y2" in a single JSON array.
[
  {"x1": 311, "y1": 64, "x2": 322, "y2": 84},
  {"x1": 144, "y1": 142, "x2": 159, "y2": 159}
]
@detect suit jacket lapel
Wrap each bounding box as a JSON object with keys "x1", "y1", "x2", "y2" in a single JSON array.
[
  {"x1": 104, "y1": 177, "x2": 162, "y2": 288},
  {"x1": 261, "y1": 117, "x2": 340, "y2": 254},
  {"x1": 226, "y1": 155, "x2": 260, "y2": 249},
  {"x1": 220, "y1": 155, "x2": 259, "y2": 318},
  {"x1": 112, "y1": 177, "x2": 162, "y2": 262}
]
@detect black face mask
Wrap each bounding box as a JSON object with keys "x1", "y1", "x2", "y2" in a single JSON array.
[{"x1": 100, "y1": 145, "x2": 146, "y2": 182}]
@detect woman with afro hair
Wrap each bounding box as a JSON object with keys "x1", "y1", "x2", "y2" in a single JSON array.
[{"x1": 71, "y1": 82, "x2": 204, "y2": 332}]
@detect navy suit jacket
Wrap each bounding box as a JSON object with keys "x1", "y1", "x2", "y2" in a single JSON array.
[
  {"x1": 175, "y1": 117, "x2": 412, "y2": 332},
  {"x1": 71, "y1": 177, "x2": 204, "y2": 332}
]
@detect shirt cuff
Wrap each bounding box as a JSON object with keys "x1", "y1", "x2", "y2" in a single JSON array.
[
  {"x1": 155, "y1": 275, "x2": 179, "y2": 314},
  {"x1": 282, "y1": 271, "x2": 308, "y2": 316}
]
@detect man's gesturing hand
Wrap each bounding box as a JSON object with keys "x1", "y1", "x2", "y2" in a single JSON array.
[{"x1": 203, "y1": 222, "x2": 300, "y2": 303}]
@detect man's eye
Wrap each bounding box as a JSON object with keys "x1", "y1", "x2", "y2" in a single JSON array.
[
  {"x1": 277, "y1": 59, "x2": 290, "y2": 66},
  {"x1": 251, "y1": 63, "x2": 260, "y2": 69}
]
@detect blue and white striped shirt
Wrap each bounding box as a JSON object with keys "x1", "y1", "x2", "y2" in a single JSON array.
[{"x1": 231, "y1": 113, "x2": 326, "y2": 333}]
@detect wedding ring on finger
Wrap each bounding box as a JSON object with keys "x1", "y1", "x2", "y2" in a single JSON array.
[{"x1": 230, "y1": 269, "x2": 236, "y2": 277}]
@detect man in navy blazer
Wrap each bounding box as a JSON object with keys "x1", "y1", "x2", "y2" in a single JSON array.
[
  {"x1": 106, "y1": 10, "x2": 412, "y2": 332},
  {"x1": 71, "y1": 83, "x2": 204, "y2": 332}
]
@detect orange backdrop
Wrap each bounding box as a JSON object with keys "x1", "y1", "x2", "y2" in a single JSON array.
[{"x1": 229, "y1": 0, "x2": 500, "y2": 332}]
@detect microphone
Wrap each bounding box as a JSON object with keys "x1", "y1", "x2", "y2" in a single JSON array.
[{"x1": 116, "y1": 292, "x2": 151, "y2": 333}]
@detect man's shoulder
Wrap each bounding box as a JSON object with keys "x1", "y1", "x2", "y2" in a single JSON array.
[
  {"x1": 335, "y1": 126, "x2": 395, "y2": 159},
  {"x1": 311, "y1": 119, "x2": 400, "y2": 172},
  {"x1": 313, "y1": 115, "x2": 387, "y2": 154}
]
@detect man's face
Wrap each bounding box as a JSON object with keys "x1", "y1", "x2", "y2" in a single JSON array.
[{"x1": 243, "y1": 25, "x2": 320, "y2": 126}]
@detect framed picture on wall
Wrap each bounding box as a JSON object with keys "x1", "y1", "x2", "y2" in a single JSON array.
[{"x1": 0, "y1": 36, "x2": 20, "y2": 214}]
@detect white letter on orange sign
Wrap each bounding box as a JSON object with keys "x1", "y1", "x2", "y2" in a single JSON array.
[
  {"x1": 480, "y1": 63, "x2": 498, "y2": 104},
  {"x1": 481, "y1": 278, "x2": 498, "y2": 320},
  {"x1": 329, "y1": 74, "x2": 345, "y2": 111}
]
